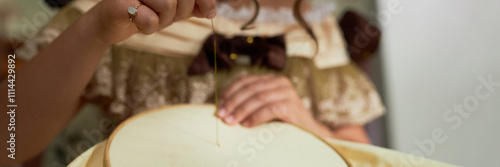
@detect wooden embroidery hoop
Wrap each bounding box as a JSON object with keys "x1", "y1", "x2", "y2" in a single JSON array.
[{"x1": 103, "y1": 104, "x2": 352, "y2": 167}]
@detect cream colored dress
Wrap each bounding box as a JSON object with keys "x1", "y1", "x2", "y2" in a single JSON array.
[{"x1": 16, "y1": 0, "x2": 389, "y2": 166}]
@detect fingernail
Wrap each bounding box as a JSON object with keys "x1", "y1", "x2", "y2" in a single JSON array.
[
  {"x1": 225, "y1": 115, "x2": 234, "y2": 124},
  {"x1": 207, "y1": 9, "x2": 216, "y2": 19},
  {"x1": 218, "y1": 109, "x2": 226, "y2": 117}
]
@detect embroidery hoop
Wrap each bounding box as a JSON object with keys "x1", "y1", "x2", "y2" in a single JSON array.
[{"x1": 103, "y1": 104, "x2": 352, "y2": 166}]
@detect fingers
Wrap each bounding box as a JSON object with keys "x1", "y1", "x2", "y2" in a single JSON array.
[
  {"x1": 173, "y1": 0, "x2": 195, "y2": 21},
  {"x1": 132, "y1": 4, "x2": 160, "y2": 34},
  {"x1": 241, "y1": 101, "x2": 289, "y2": 128},
  {"x1": 219, "y1": 75, "x2": 295, "y2": 126},
  {"x1": 194, "y1": 0, "x2": 217, "y2": 19},
  {"x1": 139, "y1": 0, "x2": 176, "y2": 29},
  {"x1": 223, "y1": 87, "x2": 291, "y2": 125},
  {"x1": 219, "y1": 75, "x2": 282, "y2": 116},
  {"x1": 220, "y1": 74, "x2": 275, "y2": 101},
  {"x1": 130, "y1": 0, "x2": 216, "y2": 35}
]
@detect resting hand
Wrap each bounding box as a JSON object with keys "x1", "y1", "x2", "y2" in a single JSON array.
[{"x1": 218, "y1": 75, "x2": 316, "y2": 128}]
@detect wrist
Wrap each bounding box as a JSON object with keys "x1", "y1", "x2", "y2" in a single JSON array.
[
  {"x1": 297, "y1": 115, "x2": 336, "y2": 139},
  {"x1": 310, "y1": 119, "x2": 336, "y2": 139},
  {"x1": 76, "y1": 4, "x2": 114, "y2": 49},
  {"x1": 89, "y1": 1, "x2": 137, "y2": 46}
]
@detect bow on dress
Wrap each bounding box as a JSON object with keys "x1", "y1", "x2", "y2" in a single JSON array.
[{"x1": 187, "y1": 33, "x2": 287, "y2": 75}]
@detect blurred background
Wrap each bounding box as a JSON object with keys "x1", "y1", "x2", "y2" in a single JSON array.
[
  {"x1": 1, "y1": 0, "x2": 499, "y2": 166},
  {"x1": 376, "y1": 0, "x2": 500, "y2": 166}
]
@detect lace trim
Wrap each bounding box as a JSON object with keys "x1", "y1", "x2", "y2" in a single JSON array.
[{"x1": 216, "y1": 1, "x2": 336, "y2": 25}]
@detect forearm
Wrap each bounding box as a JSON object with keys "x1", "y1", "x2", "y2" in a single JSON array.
[{"x1": 0, "y1": 6, "x2": 109, "y2": 165}]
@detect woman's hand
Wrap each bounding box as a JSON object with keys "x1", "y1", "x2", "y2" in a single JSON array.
[
  {"x1": 216, "y1": 74, "x2": 372, "y2": 143},
  {"x1": 92, "y1": 0, "x2": 216, "y2": 45},
  {"x1": 217, "y1": 75, "x2": 335, "y2": 138},
  {"x1": 218, "y1": 75, "x2": 310, "y2": 127}
]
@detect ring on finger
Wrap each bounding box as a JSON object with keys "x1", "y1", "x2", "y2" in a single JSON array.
[{"x1": 128, "y1": 2, "x2": 142, "y2": 22}]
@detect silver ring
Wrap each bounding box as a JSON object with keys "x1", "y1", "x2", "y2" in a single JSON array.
[{"x1": 128, "y1": 3, "x2": 141, "y2": 22}]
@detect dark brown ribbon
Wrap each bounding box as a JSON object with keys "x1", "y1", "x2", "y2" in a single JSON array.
[{"x1": 187, "y1": 33, "x2": 287, "y2": 75}]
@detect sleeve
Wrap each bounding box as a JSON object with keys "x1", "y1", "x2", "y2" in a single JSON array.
[{"x1": 311, "y1": 63, "x2": 385, "y2": 128}]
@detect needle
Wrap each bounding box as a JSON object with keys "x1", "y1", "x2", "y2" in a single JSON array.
[{"x1": 211, "y1": 19, "x2": 220, "y2": 147}]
